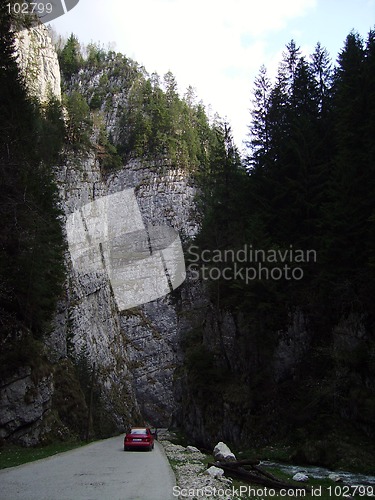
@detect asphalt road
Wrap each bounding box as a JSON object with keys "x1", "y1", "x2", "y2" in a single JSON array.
[{"x1": 0, "y1": 436, "x2": 176, "y2": 500}]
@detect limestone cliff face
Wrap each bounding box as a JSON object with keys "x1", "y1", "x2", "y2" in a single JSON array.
[
  {"x1": 1, "y1": 22, "x2": 199, "y2": 443},
  {"x1": 0, "y1": 367, "x2": 54, "y2": 446},
  {"x1": 107, "y1": 162, "x2": 197, "y2": 425},
  {"x1": 14, "y1": 25, "x2": 61, "y2": 102},
  {"x1": 52, "y1": 154, "x2": 140, "y2": 432},
  {"x1": 54, "y1": 155, "x2": 197, "y2": 428}
]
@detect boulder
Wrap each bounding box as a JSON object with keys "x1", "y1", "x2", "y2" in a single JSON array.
[
  {"x1": 328, "y1": 473, "x2": 343, "y2": 482},
  {"x1": 292, "y1": 472, "x2": 309, "y2": 482},
  {"x1": 186, "y1": 445, "x2": 200, "y2": 453},
  {"x1": 206, "y1": 466, "x2": 225, "y2": 479},
  {"x1": 213, "y1": 442, "x2": 236, "y2": 462}
]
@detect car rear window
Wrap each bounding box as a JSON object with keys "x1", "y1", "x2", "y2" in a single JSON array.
[{"x1": 131, "y1": 428, "x2": 147, "y2": 435}]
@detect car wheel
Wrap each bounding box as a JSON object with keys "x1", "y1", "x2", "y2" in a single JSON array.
[{"x1": 124, "y1": 446, "x2": 128, "y2": 451}]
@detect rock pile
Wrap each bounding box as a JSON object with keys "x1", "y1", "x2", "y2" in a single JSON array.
[{"x1": 158, "y1": 431, "x2": 234, "y2": 499}]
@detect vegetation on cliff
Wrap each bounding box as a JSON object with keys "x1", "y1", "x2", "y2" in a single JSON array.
[{"x1": 56, "y1": 33, "x2": 217, "y2": 172}]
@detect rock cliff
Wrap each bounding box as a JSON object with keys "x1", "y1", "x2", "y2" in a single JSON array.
[
  {"x1": 0, "y1": 24, "x2": 63, "y2": 446},
  {"x1": 14, "y1": 24, "x2": 61, "y2": 102},
  {"x1": 54, "y1": 154, "x2": 197, "y2": 428},
  {"x1": 1, "y1": 22, "x2": 199, "y2": 443}
]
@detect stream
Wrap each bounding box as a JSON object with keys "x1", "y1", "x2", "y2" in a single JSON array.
[{"x1": 262, "y1": 461, "x2": 375, "y2": 486}]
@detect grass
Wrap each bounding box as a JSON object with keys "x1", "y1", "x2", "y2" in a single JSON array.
[{"x1": 0, "y1": 441, "x2": 87, "y2": 470}]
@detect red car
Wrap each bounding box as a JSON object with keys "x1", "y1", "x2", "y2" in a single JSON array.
[{"x1": 124, "y1": 427, "x2": 155, "y2": 451}]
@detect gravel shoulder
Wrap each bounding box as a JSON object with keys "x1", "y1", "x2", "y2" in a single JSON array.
[{"x1": 158, "y1": 430, "x2": 234, "y2": 499}]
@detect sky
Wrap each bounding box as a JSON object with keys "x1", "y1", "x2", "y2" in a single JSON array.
[{"x1": 50, "y1": 0, "x2": 375, "y2": 150}]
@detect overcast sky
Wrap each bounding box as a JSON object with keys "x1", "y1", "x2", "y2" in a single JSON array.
[{"x1": 50, "y1": 0, "x2": 375, "y2": 149}]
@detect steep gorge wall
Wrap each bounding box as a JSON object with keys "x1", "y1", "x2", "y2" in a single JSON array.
[
  {"x1": 54, "y1": 155, "x2": 197, "y2": 429},
  {"x1": 56, "y1": 39, "x2": 375, "y2": 459},
  {"x1": 1, "y1": 23, "x2": 199, "y2": 444},
  {"x1": 0, "y1": 25, "x2": 63, "y2": 446}
]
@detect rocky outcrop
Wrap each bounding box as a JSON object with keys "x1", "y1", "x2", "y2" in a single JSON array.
[
  {"x1": 3, "y1": 21, "x2": 198, "y2": 442},
  {"x1": 106, "y1": 161, "x2": 197, "y2": 425},
  {"x1": 14, "y1": 24, "x2": 61, "y2": 102},
  {"x1": 53, "y1": 153, "x2": 139, "y2": 431},
  {"x1": 0, "y1": 367, "x2": 53, "y2": 446}
]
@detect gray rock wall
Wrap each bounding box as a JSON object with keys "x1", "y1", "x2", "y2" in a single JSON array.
[
  {"x1": 53, "y1": 152, "x2": 198, "y2": 428},
  {"x1": 0, "y1": 368, "x2": 53, "y2": 446},
  {"x1": 14, "y1": 25, "x2": 61, "y2": 102}
]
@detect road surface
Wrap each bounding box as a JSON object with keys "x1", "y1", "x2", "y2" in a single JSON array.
[{"x1": 0, "y1": 436, "x2": 176, "y2": 500}]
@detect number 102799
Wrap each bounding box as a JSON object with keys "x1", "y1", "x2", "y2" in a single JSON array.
[{"x1": 7, "y1": 2, "x2": 53, "y2": 15}]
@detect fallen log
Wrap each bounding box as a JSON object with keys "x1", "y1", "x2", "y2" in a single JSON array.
[
  {"x1": 214, "y1": 458, "x2": 260, "y2": 468},
  {"x1": 251, "y1": 463, "x2": 282, "y2": 482}
]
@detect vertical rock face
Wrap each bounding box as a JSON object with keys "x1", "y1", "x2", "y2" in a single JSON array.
[
  {"x1": 0, "y1": 25, "x2": 62, "y2": 446},
  {"x1": 14, "y1": 25, "x2": 61, "y2": 102},
  {"x1": 3, "y1": 21, "x2": 199, "y2": 440},
  {"x1": 53, "y1": 154, "x2": 140, "y2": 431},
  {"x1": 106, "y1": 162, "x2": 197, "y2": 425},
  {"x1": 55, "y1": 157, "x2": 198, "y2": 428},
  {"x1": 0, "y1": 368, "x2": 54, "y2": 446}
]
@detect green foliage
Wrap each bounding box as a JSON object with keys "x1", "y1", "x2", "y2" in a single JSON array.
[
  {"x1": 96, "y1": 126, "x2": 122, "y2": 172},
  {"x1": 116, "y1": 71, "x2": 214, "y2": 168},
  {"x1": 52, "y1": 360, "x2": 88, "y2": 439},
  {"x1": 57, "y1": 35, "x2": 216, "y2": 172},
  {"x1": 86, "y1": 42, "x2": 107, "y2": 68},
  {"x1": 64, "y1": 91, "x2": 92, "y2": 152},
  {"x1": 0, "y1": 333, "x2": 44, "y2": 381},
  {"x1": 58, "y1": 34, "x2": 83, "y2": 80}
]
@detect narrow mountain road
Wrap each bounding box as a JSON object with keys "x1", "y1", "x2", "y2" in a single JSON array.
[{"x1": 0, "y1": 436, "x2": 176, "y2": 500}]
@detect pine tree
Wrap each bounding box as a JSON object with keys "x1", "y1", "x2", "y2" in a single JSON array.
[
  {"x1": 196, "y1": 122, "x2": 247, "y2": 251},
  {"x1": 310, "y1": 42, "x2": 333, "y2": 116},
  {"x1": 323, "y1": 32, "x2": 366, "y2": 274},
  {"x1": 246, "y1": 65, "x2": 272, "y2": 171},
  {"x1": 64, "y1": 91, "x2": 92, "y2": 151},
  {"x1": 58, "y1": 33, "x2": 83, "y2": 80}
]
